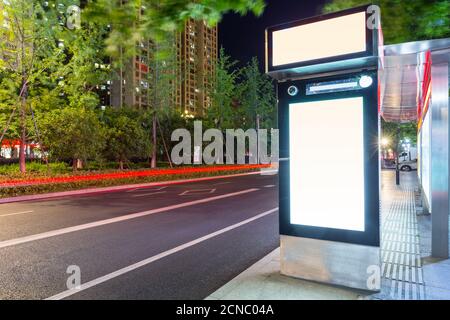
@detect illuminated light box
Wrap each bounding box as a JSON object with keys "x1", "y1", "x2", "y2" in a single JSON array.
[
  {"x1": 289, "y1": 97, "x2": 365, "y2": 231},
  {"x1": 276, "y1": 71, "x2": 380, "y2": 290},
  {"x1": 265, "y1": 5, "x2": 381, "y2": 80},
  {"x1": 270, "y1": 5, "x2": 381, "y2": 291},
  {"x1": 277, "y1": 70, "x2": 380, "y2": 247},
  {"x1": 272, "y1": 12, "x2": 367, "y2": 67}
]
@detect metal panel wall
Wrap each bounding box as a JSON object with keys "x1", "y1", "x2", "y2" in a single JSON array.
[{"x1": 430, "y1": 60, "x2": 449, "y2": 258}]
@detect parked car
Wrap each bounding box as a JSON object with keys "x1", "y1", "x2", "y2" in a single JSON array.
[
  {"x1": 398, "y1": 147, "x2": 418, "y2": 171},
  {"x1": 399, "y1": 160, "x2": 417, "y2": 171}
]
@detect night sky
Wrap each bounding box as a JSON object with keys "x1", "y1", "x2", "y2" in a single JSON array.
[{"x1": 219, "y1": 0, "x2": 329, "y2": 70}]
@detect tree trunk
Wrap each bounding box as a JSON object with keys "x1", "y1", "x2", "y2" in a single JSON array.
[
  {"x1": 72, "y1": 158, "x2": 83, "y2": 172},
  {"x1": 119, "y1": 159, "x2": 124, "y2": 170},
  {"x1": 151, "y1": 114, "x2": 157, "y2": 168},
  {"x1": 19, "y1": 7, "x2": 27, "y2": 174},
  {"x1": 19, "y1": 100, "x2": 26, "y2": 174}
]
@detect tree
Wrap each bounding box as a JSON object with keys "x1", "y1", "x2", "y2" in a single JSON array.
[
  {"x1": 81, "y1": 1, "x2": 267, "y2": 167},
  {"x1": 0, "y1": 0, "x2": 75, "y2": 172},
  {"x1": 322, "y1": 0, "x2": 449, "y2": 44},
  {"x1": 381, "y1": 118, "x2": 417, "y2": 182},
  {"x1": 57, "y1": 22, "x2": 111, "y2": 110},
  {"x1": 381, "y1": 118, "x2": 417, "y2": 148},
  {"x1": 84, "y1": 0, "x2": 266, "y2": 60},
  {"x1": 240, "y1": 57, "x2": 276, "y2": 130},
  {"x1": 153, "y1": 107, "x2": 189, "y2": 165},
  {"x1": 0, "y1": 70, "x2": 21, "y2": 153},
  {"x1": 206, "y1": 48, "x2": 241, "y2": 130},
  {"x1": 147, "y1": 33, "x2": 179, "y2": 168},
  {"x1": 40, "y1": 107, "x2": 105, "y2": 171},
  {"x1": 103, "y1": 107, "x2": 151, "y2": 170}
]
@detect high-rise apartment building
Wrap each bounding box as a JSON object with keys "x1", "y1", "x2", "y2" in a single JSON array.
[
  {"x1": 176, "y1": 19, "x2": 218, "y2": 116},
  {"x1": 110, "y1": 40, "x2": 151, "y2": 109},
  {"x1": 108, "y1": 1, "x2": 150, "y2": 109},
  {"x1": 110, "y1": 19, "x2": 217, "y2": 116}
]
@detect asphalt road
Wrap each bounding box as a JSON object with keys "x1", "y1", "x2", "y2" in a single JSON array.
[{"x1": 0, "y1": 173, "x2": 279, "y2": 299}]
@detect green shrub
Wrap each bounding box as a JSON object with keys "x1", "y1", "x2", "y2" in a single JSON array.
[{"x1": 0, "y1": 161, "x2": 69, "y2": 177}]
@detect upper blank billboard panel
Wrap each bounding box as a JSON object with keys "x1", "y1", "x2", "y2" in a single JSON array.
[{"x1": 272, "y1": 12, "x2": 367, "y2": 67}]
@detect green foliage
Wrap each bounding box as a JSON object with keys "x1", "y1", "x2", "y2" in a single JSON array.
[
  {"x1": 0, "y1": 0, "x2": 65, "y2": 145},
  {"x1": 206, "y1": 48, "x2": 242, "y2": 129},
  {"x1": 206, "y1": 50, "x2": 276, "y2": 131},
  {"x1": 102, "y1": 107, "x2": 151, "y2": 168},
  {"x1": 1, "y1": 0, "x2": 276, "y2": 175},
  {"x1": 153, "y1": 107, "x2": 190, "y2": 162},
  {"x1": 381, "y1": 118, "x2": 418, "y2": 150},
  {"x1": 39, "y1": 107, "x2": 106, "y2": 163},
  {"x1": 0, "y1": 1, "x2": 113, "y2": 173},
  {"x1": 0, "y1": 70, "x2": 20, "y2": 139},
  {"x1": 148, "y1": 33, "x2": 178, "y2": 113},
  {"x1": 240, "y1": 57, "x2": 276, "y2": 130},
  {"x1": 323, "y1": 0, "x2": 449, "y2": 44},
  {"x1": 57, "y1": 22, "x2": 111, "y2": 109},
  {"x1": 84, "y1": 0, "x2": 266, "y2": 60},
  {"x1": 0, "y1": 161, "x2": 69, "y2": 176}
]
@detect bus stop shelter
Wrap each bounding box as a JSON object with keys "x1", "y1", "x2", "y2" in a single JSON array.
[{"x1": 380, "y1": 38, "x2": 450, "y2": 258}]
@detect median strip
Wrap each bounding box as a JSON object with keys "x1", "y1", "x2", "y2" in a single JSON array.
[
  {"x1": 0, "y1": 170, "x2": 273, "y2": 204},
  {"x1": 45, "y1": 207, "x2": 278, "y2": 300},
  {"x1": 0, "y1": 164, "x2": 270, "y2": 188},
  {"x1": 0, "y1": 188, "x2": 259, "y2": 250}
]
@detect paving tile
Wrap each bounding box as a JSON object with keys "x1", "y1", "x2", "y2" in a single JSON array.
[
  {"x1": 422, "y1": 263, "x2": 450, "y2": 290},
  {"x1": 425, "y1": 286, "x2": 450, "y2": 300}
]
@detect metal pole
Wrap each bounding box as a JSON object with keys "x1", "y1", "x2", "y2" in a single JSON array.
[
  {"x1": 256, "y1": 114, "x2": 260, "y2": 164},
  {"x1": 396, "y1": 125, "x2": 400, "y2": 185}
]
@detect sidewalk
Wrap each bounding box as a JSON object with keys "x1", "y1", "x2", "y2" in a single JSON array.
[
  {"x1": 417, "y1": 195, "x2": 450, "y2": 299},
  {"x1": 375, "y1": 170, "x2": 425, "y2": 299},
  {"x1": 207, "y1": 170, "x2": 449, "y2": 300}
]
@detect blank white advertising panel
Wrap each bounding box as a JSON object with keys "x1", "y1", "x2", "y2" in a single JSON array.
[
  {"x1": 272, "y1": 12, "x2": 367, "y2": 67},
  {"x1": 289, "y1": 97, "x2": 365, "y2": 231}
]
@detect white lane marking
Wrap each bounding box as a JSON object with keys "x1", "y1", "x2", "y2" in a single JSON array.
[
  {"x1": 127, "y1": 186, "x2": 167, "y2": 193},
  {"x1": 179, "y1": 188, "x2": 216, "y2": 196},
  {"x1": 213, "y1": 181, "x2": 231, "y2": 186},
  {"x1": 131, "y1": 191, "x2": 167, "y2": 198},
  {"x1": 264, "y1": 185, "x2": 276, "y2": 188},
  {"x1": 46, "y1": 207, "x2": 278, "y2": 300},
  {"x1": 0, "y1": 210, "x2": 34, "y2": 218},
  {"x1": 0, "y1": 188, "x2": 259, "y2": 250}
]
